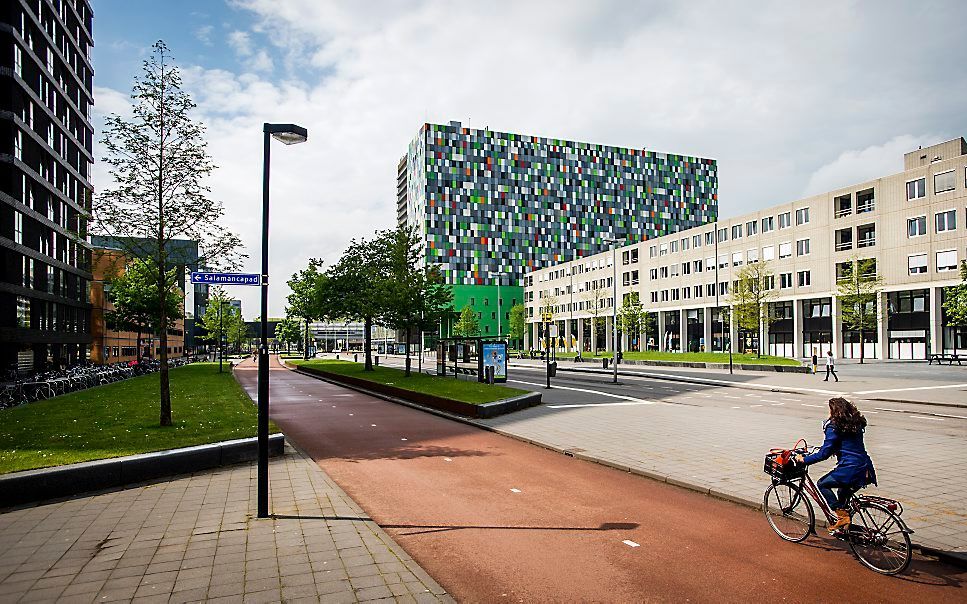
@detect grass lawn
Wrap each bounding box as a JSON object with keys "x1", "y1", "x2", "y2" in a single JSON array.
[
  {"x1": 583, "y1": 350, "x2": 801, "y2": 366},
  {"x1": 0, "y1": 363, "x2": 273, "y2": 475},
  {"x1": 290, "y1": 359, "x2": 526, "y2": 404}
]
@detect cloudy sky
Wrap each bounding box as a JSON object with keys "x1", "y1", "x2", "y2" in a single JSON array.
[{"x1": 90, "y1": 0, "x2": 967, "y2": 318}]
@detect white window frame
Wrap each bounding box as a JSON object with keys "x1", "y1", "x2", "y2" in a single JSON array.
[
  {"x1": 796, "y1": 238, "x2": 810, "y2": 256},
  {"x1": 905, "y1": 177, "x2": 926, "y2": 201},
  {"x1": 935, "y1": 208, "x2": 957, "y2": 233},
  {"x1": 746, "y1": 221, "x2": 758, "y2": 236},
  {"x1": 795, "y1": 207, "x2": 810, "y2": 225},
  {"x1": 907, "y1": 215, "x2": 927, "y2": 238},
  {"x1": 762, "y1": 245, "x2": 775, "y2": 261},
  {"x1": 935, "y1": 170, "x2": 956, "y2": 194},
  {"x1": 797, "y1": 270, "x2": 811, "y2": 287},
  {"x1": 907, "y1": 253, "x2": 927, "y2": 275},
  {"x1": 778, "y1": 212, "x2": 792, "y2": 229},
  {"x1": 936, "y1": 249, "x2": 958, "y2": 272},
  {"x1": 778, "y1": 242, "x2": 792, "y2": 259},
  {"x1": 747, "y1": 248, "x2": 759, "y2": 263}
]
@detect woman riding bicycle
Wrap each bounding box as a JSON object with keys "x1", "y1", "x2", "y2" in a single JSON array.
[{"x1": 795, "y1": 397, "x2": 877, "y2": 532}]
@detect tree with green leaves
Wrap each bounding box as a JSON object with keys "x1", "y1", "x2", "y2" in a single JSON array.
[
  {"x1": 729, "y1": 260, "x2": 778, "y2": 357},
  {"x1": 837, "y1": 257, "x2": 883, "y2": 364},
  {"x1": 380, "y1": 227, "x2": 452, "y2": 376},
  {"x1": 199, "y1": 288, "x2": 233, "y2": 372},
  {"x1": 103, "y1": 255, "x2": 182, "y2": 363},
  {"x1": 286, "y1": 259, "x2": 325, "y2": 361},
  {"x1": 509, "y1": 303, "x2": 527, "y2": 350},
  {"x1": 453, "y1": 305, "x2": 480, "y2": 337},
  {"x1": 318, "y1": 234, "x2": 389, "y2": 371},
  {"x1": 226, "y1": 311, "x2": 250, "y2": 354},
  {"x1": 618, "y1": 292, "x2": 644, "y2": 351},
  {"x1": 640, "y1": 311, "x2": 657, "y2": 351},
  {"x1": 274, "y1": 317, "x2": 302, "y2": 354},
  {"x1": 96, "y1": 41, "x2": 242, "y2": 426},
  {"x1": 942, "y1": 260, "x2": 967, "y2": 355},
  {"x1": 583, "y1": 286, "x2": 605, "y2": 355}
]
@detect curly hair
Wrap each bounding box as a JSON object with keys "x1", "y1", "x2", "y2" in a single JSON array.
[{"x1": 828, "y1": 397, "x2": 867, "y2": 434}]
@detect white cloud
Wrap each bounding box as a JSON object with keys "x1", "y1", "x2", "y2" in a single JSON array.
[
  {"x1": 94, "y1": 0, "x2": 967, "y2": 317},
  {"x1": 194, "y1": 25, "x2": 214, "y2": 46},
  {"x1": 801, "y1": 135, "x2": 946, "y2": 197}
]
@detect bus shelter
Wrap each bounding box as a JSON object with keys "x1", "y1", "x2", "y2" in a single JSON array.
[{"x1": 435, "y1": 337, "x2": 508, "y2": 384}]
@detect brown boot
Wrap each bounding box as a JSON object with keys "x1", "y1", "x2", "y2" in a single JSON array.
[{"x1": 828, "y1": 509, "x2": 851, "y2": 533}]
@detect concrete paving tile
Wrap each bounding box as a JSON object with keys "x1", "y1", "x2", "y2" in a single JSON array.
[{"x1": 242, "y1": 587, "x2": 283, "y2": 603}]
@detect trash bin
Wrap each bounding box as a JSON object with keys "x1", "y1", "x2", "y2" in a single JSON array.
[
  {"x1": 354, "y1": 353, "x2": 358, "y2": 363},
  {"x1": 602, "y1": 358, "x2": 609, "y2": 369},
  {"x1": 549, "y1": 361, "x2": 558, "y2": 378},
  {"x1": 374, "y1": 356, "x2": 380, "y2": 366}
]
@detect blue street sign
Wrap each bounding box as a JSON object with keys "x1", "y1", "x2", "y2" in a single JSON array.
[{"x1": 190, "y1": 272, "x2": 262, "y2": 286}]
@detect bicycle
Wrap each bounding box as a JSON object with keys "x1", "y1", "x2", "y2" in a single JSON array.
[{"x1": 762, "y1": 442, "x2": 914, "y2": 575}]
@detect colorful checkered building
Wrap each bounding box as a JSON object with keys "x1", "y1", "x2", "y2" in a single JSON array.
[{"x1": 397, "y1": 121, "x2": 719, "y2": 339}]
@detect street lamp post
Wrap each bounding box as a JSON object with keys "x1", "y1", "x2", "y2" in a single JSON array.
[
  {"x1": 489, "y1": 270, "x2": 502, "y2": 339},
  {"x1": 604, "y1": 237, "x2": 625, "y2": 384},
  {"x1": 258, "y1": 122, "x2": 307, "y2": 519}
]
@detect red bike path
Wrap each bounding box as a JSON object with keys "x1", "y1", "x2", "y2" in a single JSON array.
[{"x1": 235, "y1": 357, "x2": 966, "y2": 602}]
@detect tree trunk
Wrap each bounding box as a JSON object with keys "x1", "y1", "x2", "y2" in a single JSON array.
[
  {"x1": 859, "y1": 326, "x2": 865, "y2": 364},
  {"x1": 364, "y1": 316, "x2": 373, "y2": 371},
  {"x1": 404, "y1": 323, "x2": 412, "y2": 377},
  {"x1": 136, "y1": 330, "x2": 142, "y2": 364},
  {"x1": 157, "y1": 53, "x2": 171, "y2": 427},
  {"x1": 158, "y1": 273, "x2": 172, "y2": 426},
  {"x1": 303, "y1": 317, "x2": 310, "y2": 360}
]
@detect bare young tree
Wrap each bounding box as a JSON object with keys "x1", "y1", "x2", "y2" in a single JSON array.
[
  {"x1": 97, "y1": 41, "x2": 242, "y2": 426},
  {"x1": 583, "y1": 286, "x2": 606, "y2": 355},
  {"x1": 730, "y1": 260, "x2": 777, "y2": 358}
]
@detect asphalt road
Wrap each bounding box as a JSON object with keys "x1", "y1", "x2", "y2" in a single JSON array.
[{"x1": 236, "y1": 357, "x2": 967, "y2": 602}]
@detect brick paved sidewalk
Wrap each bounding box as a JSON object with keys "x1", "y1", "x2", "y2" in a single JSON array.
[{"x1": 0, "y1": 445, "x2": 451, "y2": 603}]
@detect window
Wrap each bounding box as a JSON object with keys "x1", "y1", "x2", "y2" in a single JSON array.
[
  {"x1": 796, "y1": 239, "x2": 810, "y2": 256},
  {"x1": 835, "y1": 194, "x2": 852, "y2": 218},
  {"x1": 670, "y1": 240, "x2": 678, "y2": 253},
  {"x1": 623, "y1": 272, "x2": 631, "y2": 286},
  {"x1": 937, "y1": 250, "x2": 958, "y2": 272},
  {"x1": 682, "y1": 262, "x2": 691, "y2": 275},
  {"x1": 661, "y1": 290, "x2": 669, "y2": 302},
  {"x1": 906, "y1": 178, "x2": 926, "y2": 200},
  {"x1": 705, "y1": 231, "x2": 715, "y2": 245},
  {"x1": 778, "y1": 242, "x2": 792, "y2": 259},
  {"x1": 718, "y1": 254, "x2": 728, "y2": 269},
  {"x1": 746, "y1": 220, "x2": 758, "y2": 236},
  {"x1": 651, "y1": 292, "x2": 658, "y2": 303},
  {"x1": 795, "y1": 207, "x2": 810, "y2": 225},
  {"x1": 692, "y1": 234, "x2": 702, "y2": 248},
  {"x1": 778, "y1": 212, "x2": 791, "y2": 229},
  {"x1": 706, "y1": 283, "x2": 715, "y2": 297},
  {"x1": 631, "y1": 270, "x2": 639, "y2": 284},
  {"x1": 732, "y1": 252, "x2": 743, "y2": 267},
  {"x1": 856, "y1": 188, "x2": 875, "y2": 213},
  {"x1": 907, "y1": 216, "x2": 927, "y2": 237},
  {"x1": 761, "y1": 216, "x2": 775, "y2": 233},
  {"x1": 659, "y1": 243, "x2": 668, "y2": 256},
  {"x1": 622, "y1": 251, "x2": 630, "y2": 265},
  {"x1": 694, "y1": 285, "x2": 703, "y2": 298},
  {"x1": 797, "y1": 271, "x2": 811, "y2": 287},
  {"x1": 936, "y1": 209, "x2": 957, "y2": 233},
  {"x1": 14, "y1": 130, "x2": 23, "y2": 161},
  {"x1": 719, "y1": 281, "x2": 728, "y2": 296},
  {"x1": 747, "y1": 248, "x2": 759, "y2": 263},
  {"x1": 649, "y1": 268, "x2": 658, "y2": 280},
  {"x1": 780, "y1": 273, "x2": 793, "y2": 289},
  {"x1": 683, "y1": 287, "x2": 691, "y2": 300},
  {"x1": 731, "y1": 224, "x2": 742, "y2": 239},
  {"x1": 671, "y1": 288, "x2": 680, "y2": 301},
  {"x1": 763, "y1": 275, "x2": 775, "y2": 290},
  {"x1": 693, "y1": 259, "x2": 703, "y2": 272},
  {"x1": 16, "y1": 296, "x2": 30, "y2": 328},
  {"x1": 705, "y1": 256, "x2": 715, "y2": 272},
  {"x1": 14, "y1": 44, "x2": 22, "y2": 78},
  {"x1": 649, "y1": 245, "x2": 657, "y2": 258},
  {"x1": 681, "y1": 238, "x2": 689, "y2": 251},
  {"x1": 14, "y1": 212, "x2": 23, "y2": 244},
  {"x1": 908, "y1": 254, "x2": 927, "y2": 275},
  {"x1": 935, "y1": 170, "x2": 955, "y2": 194},
  {"x1": 762, "y1": 245, "x2": 775, "y2": 261},
  {"x1": 717, "y1": 227, "x2": 728, "y2": 242}
]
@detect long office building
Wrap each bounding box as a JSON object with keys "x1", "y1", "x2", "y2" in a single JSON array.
[
  {"x1": 0, "y1": 0, "x2": 95, "y2": 373},
  {"x1": 399, "y1": 121, "x2": 718, "y2": 338},
  {"x1": 525, "y1": 138, "x2": 967, "y2": 360}
]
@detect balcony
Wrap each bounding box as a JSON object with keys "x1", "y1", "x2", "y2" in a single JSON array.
[
  {"x1": 835, "y1": 227, "x2": 853, "y2": 251},
  {"x1": 834, "y1": 193, "x2": 852, "y2": 219},
  {"x1": 856, "y1": 188, "x2": 875, "y2": 214},
  {"x1": 857, "y1": 223, "x2": 876, "y2": 248}
]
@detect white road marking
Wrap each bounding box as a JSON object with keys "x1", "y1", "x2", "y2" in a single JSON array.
[
  {"x1": 749, "y1": 404, "x2": 762, "y2": 408},
  {"x1": 444, "y1": 458, "x2": 452, "y2": 462},
  {"x1": 854, "y1": 383, "x2": 967, "y2": 395},
  {"x1": 875, "y1": 407, "x2": 905, "y2": 413},
  {"x1": 781, "y1": 398, "x2": 800, "y2": 402},
  {"x1": 932, "y1": 412, "x2": 967, "y2": 420},
  {"x1": 371, "y1": 424, "x2": 377, "y2": 427},
  {"x1": 801, "y1": 403, "x2": 824, "y2": 408},
  {"x1": 510, "y1": 380, "x2": 653, "y2": 405},
  {"x1": 401, "y1": 437, "x2": 408, "y2": 441},
  {"x1": 623, "y1": 540, "x2": 640, "y2": 548},
  {"x1": 909, "y1": 415, "x2": 945, "y2": 421},
  {"x1": 731, "y1": 406, "x2": 742, "y2": 409},
  {"x1": 348, "y1": 413, "x2": 354, "y2": 416},
  {"x1": 547, "y1": 401, "x2": 655, "y2": 409},
  {"x1": 722, "y1": 395, "x2": 740, "y2": 400},
  {"x1": 510, "y1": 488, "x2": 522, "y2": 493},
  {"x1": 771, "y1": 403, "x2": 785, "y2": 406},
  {"x1": 745, "y1": 393, "x2": 762, "y2": 398}
]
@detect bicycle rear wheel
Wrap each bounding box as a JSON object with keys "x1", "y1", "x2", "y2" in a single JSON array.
[
  {"x1": 848, "y1": 501, "x2": 912, "y2": 575},
  {"x1": 764, "y1": 482, "x2": 814, "y2": 542}
]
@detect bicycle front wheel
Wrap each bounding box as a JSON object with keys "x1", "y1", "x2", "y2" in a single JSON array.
[
  {"x1": 848, "y1": 501, "x2": 912, "y2": 575},
  {"x1": 764, "y1": 482, "x2": 814, "y2": 542}
]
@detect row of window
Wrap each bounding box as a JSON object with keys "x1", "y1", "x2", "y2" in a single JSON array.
[
  {"x1": 906, "y1": 208, "x2": 959, "y2": 237},
  {"x1": 15, "y1": 296, "x2": 88, "y2": 332},
  {"x1": 645, "y1": 209, "x2": 812, "y2": 260},
  {"x1": 645, "y1": 271, "x2": 813, "y2": 303},
  {"x1": 905, "y1": 169, "x2": 962, "y2": 201},
  {"x1": 908, "y1": 250, "x2": 961, "y2": 274}
]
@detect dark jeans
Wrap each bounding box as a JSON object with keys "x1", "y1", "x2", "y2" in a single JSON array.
[
  {"x1": 817, "y1": 472, "x2": 856, "y2": 510},
  {"x1": 825, "y1": 365, "x2": 838, "y2": 381}
]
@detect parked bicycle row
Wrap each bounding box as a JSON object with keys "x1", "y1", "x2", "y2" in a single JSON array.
[{"x1": 0, "y1": 357, "x2": 194, "y2": 410}]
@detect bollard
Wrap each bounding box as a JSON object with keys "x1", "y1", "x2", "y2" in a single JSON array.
[
  {"x1": 602, "y1": 357, "x2": 609, "y2": 369},
  {"x1": 354, "y1": 353, "x2": 358, "y2": 363},
  {"x1": 375, "y1": 356, "x2": 380, "y2": 366}
]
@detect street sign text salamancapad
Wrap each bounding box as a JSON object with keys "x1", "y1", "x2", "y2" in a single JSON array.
[{"x1": 190, "y1": 272, "x2": 262, "y2": 286}]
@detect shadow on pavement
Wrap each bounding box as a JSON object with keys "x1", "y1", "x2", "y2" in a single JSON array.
[{"x1": 379, "y1": 521, "x2": 640, "y2": 536}]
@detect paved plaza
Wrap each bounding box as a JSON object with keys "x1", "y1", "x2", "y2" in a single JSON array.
[{"x1": 0, "y1": 444, "x2": 451, "y2": 603}]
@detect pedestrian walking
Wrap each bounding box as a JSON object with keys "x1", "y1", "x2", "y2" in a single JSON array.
[
  {"x1": 824, "y1": 350, "x2": 838, "y2": 382},
  {"x1": 811, "y1": 348, "x2": 818, "y2": 374}
]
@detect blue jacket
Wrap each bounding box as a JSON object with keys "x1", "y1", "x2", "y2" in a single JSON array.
[{"x1": 803, "y1": 420, "x2": 877, "y2": 487}]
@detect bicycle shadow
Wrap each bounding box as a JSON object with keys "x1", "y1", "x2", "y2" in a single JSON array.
[{"x1": 798, "y1": 536, "x2": 965, "y2": 588}]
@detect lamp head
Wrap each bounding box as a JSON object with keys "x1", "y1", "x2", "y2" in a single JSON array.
[{"x1": 265, "y1": 123, "x2": 308, "y2": 145}]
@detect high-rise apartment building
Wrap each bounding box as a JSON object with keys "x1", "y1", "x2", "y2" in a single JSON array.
[
  {"x1": 399, "y1": 121, "x2": 718, "y2": 337},
  {"x1": 1, "y1": 0, "x2": 95, "y2": 373}
]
